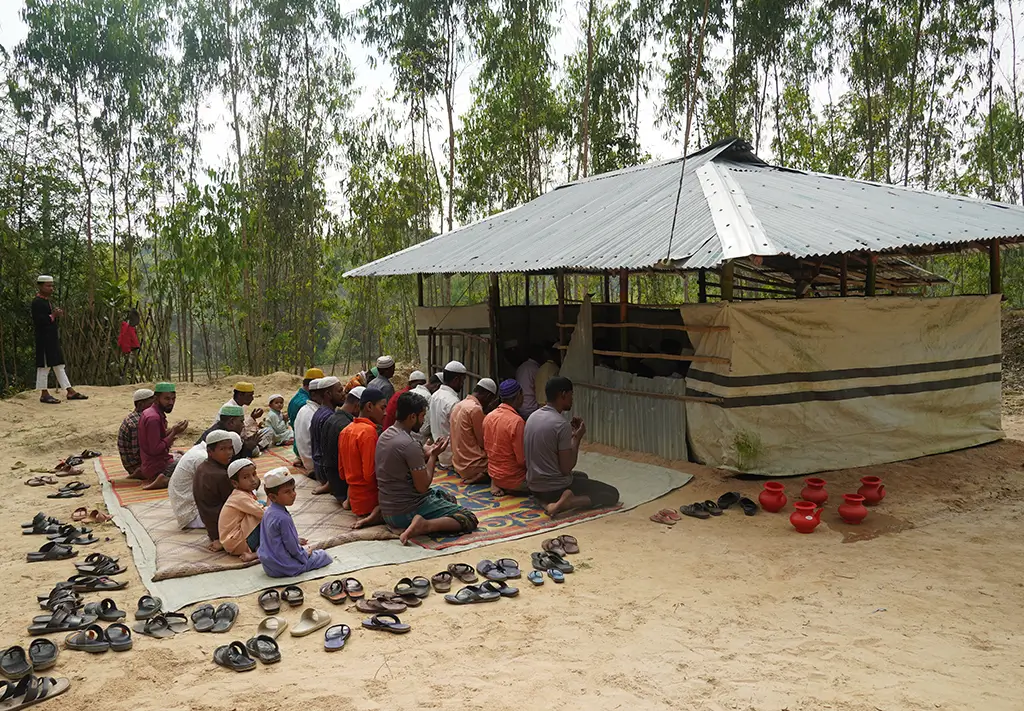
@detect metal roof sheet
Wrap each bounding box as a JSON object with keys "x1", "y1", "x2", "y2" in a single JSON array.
[{"x1": 345, "y1": 139, "x2": 1024, "y2": 277}]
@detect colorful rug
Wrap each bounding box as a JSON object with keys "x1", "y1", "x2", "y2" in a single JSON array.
[
  {"x1": 97, "y1": 449, "x2": 294, "y2": 506},
  {"x1": 412, "y1": 470, "x2": 621, "y2": 550}
]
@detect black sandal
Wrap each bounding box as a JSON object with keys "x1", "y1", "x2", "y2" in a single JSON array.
[
  {"x1": 214, "y1": 641, "x2": 256, "y2": 672},
  {"x1": 680, "y1": 503, "x2": 711, "y2": 520},
  {"x1": 0, "y1": 646, "x2": 31, "y2": 679},
  {"x1": 702, "y1": 500, "x2": 724, "y2": 516},
  {"x1": 191, "y1": 604, "x2": 216, "y2": 632},
  {"x1": 717, "y1": 491, "x2": 742, "y2": 509},
  {"x1": 26, "y1": 542, "x2": 77, "y2": 563},
  {"x1": 738, "y1": 497, "x2": 759, "y2": 515},
  {"x1": 244, "y1": 635, "x2": 281, "y2": 664},
  {"x1": 361, "y1": 613, "x2": 411, "y2": 633},
  {"x1": 444, "y1": 585, "x2": 501, "y2": 605},
  {"x1": 28, "y1": 639, "x2": 59, "y2": 670},
  {"x1": 40, "y1": 394, "x2": 61, "y2": 404}
]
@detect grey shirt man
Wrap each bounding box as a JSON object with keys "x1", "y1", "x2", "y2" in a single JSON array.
[
  {"x1": 375, "y1": 425, "x2": 428, "y2": 517},
  {"x1": 367, "y1": 375, "x2": 395, "y2": 403},
  {"x1": 523, "y1": 404, "x2": 573, "y2": 492}
]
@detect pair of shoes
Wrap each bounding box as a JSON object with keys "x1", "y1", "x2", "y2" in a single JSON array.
[
  {"x1": 318, "y1": 578, "x2": 364, "y2": 604},
  {"x1": 681, "y1": 492, "x2": 759, "y2": 519},
  {"x1": 214, "y1": 638, "x2": 279, "y2": 671},
  {"x1": 257, "y1": 585, "x2": 304, "y2": 614}
]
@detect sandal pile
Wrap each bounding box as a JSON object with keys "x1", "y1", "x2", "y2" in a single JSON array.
[{"x1": 678, "y1": 492, "x2": 759, "y2": 520}]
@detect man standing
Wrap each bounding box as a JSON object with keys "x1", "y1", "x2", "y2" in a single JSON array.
[
  {"x1": 524, "y1": 376, "x2": 619, "y2": 517},
  {"x1": 368, "y1": 355, "x2": 396, "y2": 403},
  {"x1": 376, "y1": 392, "x2": 476, "y2": 545},
  {"x1": 309, "y1": 376, "x2": 343, "y2": 495},
  {"x1": 321, "y1": 385, "x2": 363, "y2": 505},
  {"x1": 534, "y1": 345, "x2": 561, "y2": 408},
  {"x1": 339, "y1": 388, "x2": 387, "y2": 528},
  {"x1": 117, "y1": 388, "x2": 154, "y2": 479},
  {"x1": 449, "y1": 378, "x2": 497, "y2": 485},
  {"x1": 288, "y1": 367, "x2": 324, "y2": 463},
  {"x1": 483, "y1": 380, "x2": 529, "y2": 497},
  {"x1": 224, "y1": 381, "x2": 273, "y2": 451},
  {"x1": 294, "y1": 378, "x2": 325, "y2": 472},
  {"x1": 429, "y1": 361, "x2": 466, "y2": 470},
  {"x1": 515, "y1": 346, "x2": 542, "y2": 418},
  {"x1": 383, "y1": 371, "x2": 426, "y2": 430},
  {"x1": 138, "y1": 382, "x2": 189, "y2": 491},
  {"x1": 32, "y1": 275, "x2": 87, "y2": 404}
]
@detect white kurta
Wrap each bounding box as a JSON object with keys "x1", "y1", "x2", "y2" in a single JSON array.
[
  {"x1": 428, "y1": 384, "x2": 461, "y2": 468},
  {"x1": 168, "y1": 443, "x2": 211, "y2": 529},
  {"x1": 293, "y1": 400, "x2": 319, "y2": 470},
  {"x1": 411, "y1": 384, "x2": 434, "y2": 443}
]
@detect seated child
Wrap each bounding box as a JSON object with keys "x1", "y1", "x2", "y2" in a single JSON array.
[
  {"x1": 218, "y1": 458, "x2": 265, "y2": 563},
  {"x1": 265, "y1": 394, "x2": 294, "y2": 446},
  {"x1": 259, "y1": 467, "x2": 332, "y2": 577}
]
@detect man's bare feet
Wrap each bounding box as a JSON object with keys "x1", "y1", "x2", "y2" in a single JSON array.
[
  {"x1": 490, "y1": 486, "x2": 506, "y2": 496},
  {"x1": 240, "y1": 551, "x2": 259, "y2": 563},
  {"x1": 399, "y1": 514, "x2": 429, "y2": 545},
  {"x1": 544, "y1": 489, "x2": 573, "y2": 517},
  {"x1": 312, "y1": 482, "x2": 331, "y2": 495},
  {"x1": 342, "y1": 499, "x2": 351, "y2": 510},
  {"x1": 207, "y1": 540, "x2": 224, "y2": 552},
  {"x1": 292, "y1": 459, "x2": 303, "y2": 468},
  {"x1": 142, "y1": 474, "x2": 170, "y2": 490}
]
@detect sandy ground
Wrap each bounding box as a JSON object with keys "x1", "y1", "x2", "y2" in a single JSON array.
[{"x1": 1, "y1": 374, "x2": 1023, "y2": 710}]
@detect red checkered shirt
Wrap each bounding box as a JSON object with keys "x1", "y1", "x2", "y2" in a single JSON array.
[{"x1": 117, "y1": 410, "x2": 142, "y2": 474}]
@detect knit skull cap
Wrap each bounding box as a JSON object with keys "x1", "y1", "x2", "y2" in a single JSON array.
[
  {"x1": 304, "y1": 368, "x2": 325, "y2": 380},
  {"x1": 377, "y1": 355, "x2": 395, "y2": 368},
  {"x1": 234, "y1": 382, "x2": 255, "y2": 393},
  {"x1": 263, "y1": 467, "x2": 294, "y2": 489},
  {"x1": 498, "y1": 379, "x2": 521, "y2": 398},
  {"x1": 308, "y1": 378, "x2": 323, "y2": 391},
  {"x1": 317, "y1": 376, "x2": 341, "y2": 390},
  {"x1": 227, "y1": 458, "x2": 255, "y2": 479},
  {"x1": 268, "y1": 393, "x2": 284, "y2": 404},
  {"x1": 133, "y1": 388, "x2": 155, "y2": 402},
  {"x1": 36, "y1": 275, "x2": 54, "y2": 283},
  {"x1": 477, "y1": 378, "x2": 497, "y2": 394},
  {"x1": 219, "y1": 404, "x2": 244, "y2": 418},
  {"x1": 154, "y1": 382, "x2": 175, "y2": 393},
  {"x1": 409, "y1": 371, "x2": 427, "y2": 383},
  {"x1": 205, "y1": 429, "x2": 234, "y2": 445},
  {"x1": 444, "y1": 360, "x2": 467, "y2": 374},
  {"x1": 360, "y1": 387, "x2": 386, "y2": 405}
]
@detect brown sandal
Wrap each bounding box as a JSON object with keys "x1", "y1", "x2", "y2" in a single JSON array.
[
  {"x1": 431, "y1": 571, "x2": 453, "y2": 593},
  {"x1": 446, "y1": 563, "x2": 477, "y2": 584},
  {"x1": 650, "y1": 509, "x2": 677, "y2": 526},
  {"x1": 542, "y1": 538, "x2": 566, "y2": 556}
]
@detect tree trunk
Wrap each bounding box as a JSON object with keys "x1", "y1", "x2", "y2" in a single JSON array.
[
  {"x1": 1011, "y1": 0, "x2": 1024, "y2": 201},
  {"x1": 72, "y1": 87, "x2": 96, "y2": 308},
  {"x1": 580, "y1": 0, "x2": 596, "y2": 177},
  {"x1": 902, "y1": 0, "x2": 927, "y2": 186},
  {"x1": 986, "y1": 1, "x2": 997, "y2": 200}
]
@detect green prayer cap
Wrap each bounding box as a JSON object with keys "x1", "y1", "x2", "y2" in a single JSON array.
[
  {"x1": 154, "y1": 382, "x2": 176, "y2": 393},
  {"x1": 219, "y1": 404, "x2": 244, "y2": 418}
]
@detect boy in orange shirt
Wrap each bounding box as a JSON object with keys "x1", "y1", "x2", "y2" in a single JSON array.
[
  {"x1": 483, "y1": 379, "x2": 530, "y2": 496},
  {"x1": 339, "y1": 387, "x2": 387, "y2": 529}
]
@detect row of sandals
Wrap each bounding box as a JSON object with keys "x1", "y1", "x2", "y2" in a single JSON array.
[{"x1": 650, "y1": 491, "x2": 760, "y2": 525}]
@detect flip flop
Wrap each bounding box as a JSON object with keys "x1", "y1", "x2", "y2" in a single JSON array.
[
  {"x1": 211, "y1": 603, "x2": 239, "y2": 633},
  {"x1": 47, "y1": 533, "x2": 98, "y2": 546},
  {"x1": 83, "y1": 599, "x2": 125, "y2": 622},
  {"x1": 548, "y1": 569, "x2": 565, "y2": 583},
  {"x1": 342, "y1": 578, "x2": 364, "y2": 599},
  {"x1": 739, "y1": 497, "x2": 759, "y2": 515},
  {"x1": 59, "y1": 481, "x2": 90, "y2": 492},
  {"x1": 557, "y1": 535, "x2": 580, "y2": 554},
  {"x1": 495, "y1": 558, "x2": 522, "y2": 578},
  {"x1": 190, "y1": 605, "x2": 216, "y2": 632},
  {"x1": 55, "y1": 467, "x2": 82, "y2": 478},
  {"x1": 444, "y1": 585, "x2": 501, "y2": 605},
  {"x1": 73, "y1": 558, "x2": 126, "y2": 576},
  {"x1": 40, "y1": 394, "x2": 61, "y2": 404},
  {"x1": 46, "y1": 490, "x2": 83, "y2": 499},
  {"x1": 258, "y1": 589, "x2": 281, "y2": 614},
  {"x1": 324, "y1": 624, "x2": 351, "y2": 652},
  {"x1": 527, "y1": 570, "x2": 544, "y2": 586},
  {"x1": 0, "y1": 647, "x2": 31, "y2": 680},
  {"x1": 2, "y1": 675, "x2": 71, "y2": 707},
  {"x1": 214, "y1": 641, "x2": 256, "y2": 672},
  {"x1": 27, "y1": 640, "x2": 58, "y2": 671},
  {"x1": 541, "y1": 538, "x2": 566, "y2": 556},
  {"x1": 480, "y1": 580, "x2": 519, "y2": 598},
  {"x1": 132, "y1": 615, "x2": 174, "y2": 639},
  {"x1": 64, "y1": 625, "x2": 110, "y2": 653},
  {"x1": 290, "y1": 608, "x2": 331, "y2": 637},
  {"x1": 80, "y1": 449, "x2": 101, "y2": 458},
  {"x1": 376, "y1": 590, "x2": 420, "y2": 608},
  {"x1": 355, "y1": 597, "x2": 406, "y2": 614},
  {"x1": 135, "y1": 595, "x2": 163, "y2": 620},
  {"x1": 71, "y1": 508, "x2": 88, "y2": 522},
  {"x1": 361, "y1": 613, "x2": 410, "y2": 634},
  {"x1": 410, "y1": 576, "x2": 432, "y2": 597},
  {"x1": 650, "y1": 509, "x2": 677, "y2": 525},
  {"x1": 680, "y1": 503, "x2": 711, "y2": 519},
  {"x1": 105, "y1": 623, "x2": 133, "y2": 651},
  {"x1": 447, "y1": 562, "x2": 477, "y2": 584},
  {"x1": 79, "y1": 552, "x2": 118, "y2": 566},
  {"x1": 394, "y1": 578, "x2": 419, "y2": 597},
  {"x1": 431, "y1": 571, "x2": 453, "y2": 592},
  {"x1": 88, "y1": 510, "x2": 112, "y2": 523},
  {"x1": 28, "y1": 608, "x2": 92, "y2": 636},
  {"x1": 281, "y1": 585, "x2": 304, "y2": 606},
  {"x1": 702, "y1": 500, "x2": 724, "y2": 516},
  {"x1": 717, "y1": 491, "x2": 742, "y2": 509},
  {"x1": 24, "y1": 478, "x2": 47, "y2": 487},
  {"x1": 66, "y1": 393, "x2": 89, "y2": 401},
  {"x1": 244, "y1": 635, "x2": 281, "y2": 664},
  {"x1": 476, "y1": 560, "x2": 507, "y2": 581},
  {"x1": 68, "y1": 575, "x2": 127, "y2": 593},
  {"x1": 256, "y1": 616, "x2": 287, "y2": 639},
  {"x1": 47, "y1": 524, "x2": 92, "y2": 540},
  {"x1": 26, "y1": 542, "x2": 77, "y2": 563},
  {"x1": 319, "y1": 580, "x2": 347, "y2": 605},
  {"x1": 531, "y1": 551, "x2": 573, "y2": 573},
  {"x1": 164, "y1": 613, "x2": 189, "y2": 633}
]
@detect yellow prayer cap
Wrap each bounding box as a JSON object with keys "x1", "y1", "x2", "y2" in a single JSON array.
[
  {"x1": 304, "y1": 368, "x2": 325, "y2": 380},
  {"x1": 234, "y1": 381, "x2": 255, "y2": 393}
]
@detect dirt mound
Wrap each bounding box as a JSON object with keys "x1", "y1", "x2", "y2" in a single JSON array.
[{"x1": 1003, "y1": 310, "x2": 1024, "y2": 394}]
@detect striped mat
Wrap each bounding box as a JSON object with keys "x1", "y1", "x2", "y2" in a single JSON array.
[{"x1": 98, "y1": 449, "x2": 294, "y2": 506}]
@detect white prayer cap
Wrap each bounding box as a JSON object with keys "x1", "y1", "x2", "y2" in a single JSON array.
[
  {"x1": 267, "y1": 393, "x2": 283, "y2": 404},
  {"x1": 36, "y1": 275, "x2": 54, "y2": 283},
  {"x1": 377, "y1": 355, "x2": 395, "y2": 368},
  {"x1": 205, "y1": 430, "x2": 242, "y2": 454},
  {"x1": 477, "y1": 378, "x2": 497, "y2": 394},
  {"x1": 133, "y1": 388, "x2": 154, "y2": 402},
  {"x1": 348, "y1": 386, "x2": 365, "y2": 400},
  {"x1": 308, "y1": 378, "x2": 323, "y2": 391},
  {"x1": 409, "y1": 370, "x2": 427, "y2": 383},
  {"x1": 444, "y1": 360, "x2": 467, "y2": 374},
  {"x1": 227, "y1": 458, "x2": 255, "y2": 478},
  {"x1": 263, "y1": 467, "x2": 294, "y2": 490},
  {"x1": 434, "y1": 372, "x2": 443, "y2": 381},
  {"x1": 317, "y1": 376, "x2": 340, "y2": 390}
]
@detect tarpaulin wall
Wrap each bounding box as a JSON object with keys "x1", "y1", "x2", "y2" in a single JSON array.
[{"x1": 683, "y1": 296, "x2": 1003, "y2": 475}]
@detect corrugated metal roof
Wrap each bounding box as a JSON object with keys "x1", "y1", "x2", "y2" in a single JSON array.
[{"x1": 345, "y1": 139, "x2": 1024, "y2": 277}]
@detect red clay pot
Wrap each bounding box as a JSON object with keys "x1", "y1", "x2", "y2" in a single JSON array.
[
  {"x1": 789, "y1": 501, "x2": 822, "y2": 534},
  {"x1": 758, "y1": 481, "x2": 787, "y2": 513},
  {"x1": 857, "y1": 476, "x2": 886, "y2": 505},
  {"x1": 800, "y1": 477, "x2": 829, "y2": 506},
  {"x1": 838, "y1": 493, "x2": 869, "y2": 524}
]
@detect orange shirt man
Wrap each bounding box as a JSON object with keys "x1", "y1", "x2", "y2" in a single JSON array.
[
  {"x1": 483, "y1": 380, "x2": 529, "y2": 496},
  {"x1": 338, "y1": 388, "x2": 387, "y2": 528},
  {"x1": 449, "y1": 378, "x2": 497, "y2": 484}
]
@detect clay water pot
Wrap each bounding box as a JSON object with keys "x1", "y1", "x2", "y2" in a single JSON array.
[
  {"x1": 857, "y1": 476, "x2": 886, "y2": 505},
  {"x1": 758, "y1": 481, "x2": 787, "y2": 513},
  {"x1": 789, "y1": 501, "x2": 822, "y2": 534},
  {"x1": 800, "y1": 477, "x2": 828, "y2": 506},
  {"x1": 838, "y1": 493, "x2": 868, "y2": 524}
]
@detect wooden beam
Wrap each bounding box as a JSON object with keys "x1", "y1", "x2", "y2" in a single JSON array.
[
  {"x1": 990, "y1": 239, "x2": 1002, "y2": 294},
  {"x1": 720, "y1": 261, "x2": 735, "y2": 301},
  {"x1": 592, "y1": 349, "x2": 730, "y2": 365},
  {"x1": 865, "y1": 254, "x2": 876, "y2": 297},
  {"x1": 556, "y1": 322, "x2": 729, "y2": 333},
  {"x1": 556, "y1": 270, "x2": 567, "y2": 348},
  {"x1": 698, "y1": 268, "x2": 707, "y2": 303},
  {"x1": 603, "y1": 272, "x2": 611, "y2": 303},
  {"x1": 417, "y1": 274, "x2": 425, "y2": 307}
]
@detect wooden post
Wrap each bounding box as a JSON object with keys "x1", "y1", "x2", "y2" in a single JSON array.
[
  {"x1": 618, "y1": 270, "x2": 629, "y2": 358},
  {"x1": 990, "y1": 239, "x2": 1002, "y2": 294},
  {"x1": 603, "y1": 272, "x2": 611, "y2": 303},
  {"x1": 720, "y1": 261, "x2": 734, "y2": 301},
  {"x1": 840, "y1": 255, "x2": 848, "y2": 297},
  {"x1": 556, "y1": 270, "x2": 567, "y2": 348},
  {"x1": 865, "y1": 254, "x2": 876, "y2": 297},
  {"x1": 698, "y1": 268, "x2": 707, "y2": 303},
  {"x1": 524, "y1": 273, "x2": 530, "y2": 306},
  {"x1": 416, "y1": 273, "x2": 425, "y2": 307},
  {"x1": 489, "y1": 273, "x2": 500, "y2": 377}
]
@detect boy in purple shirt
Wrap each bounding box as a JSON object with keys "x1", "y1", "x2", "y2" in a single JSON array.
[{"x1": 259, "y1": 468, "x2": 332, "y2": 578}]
